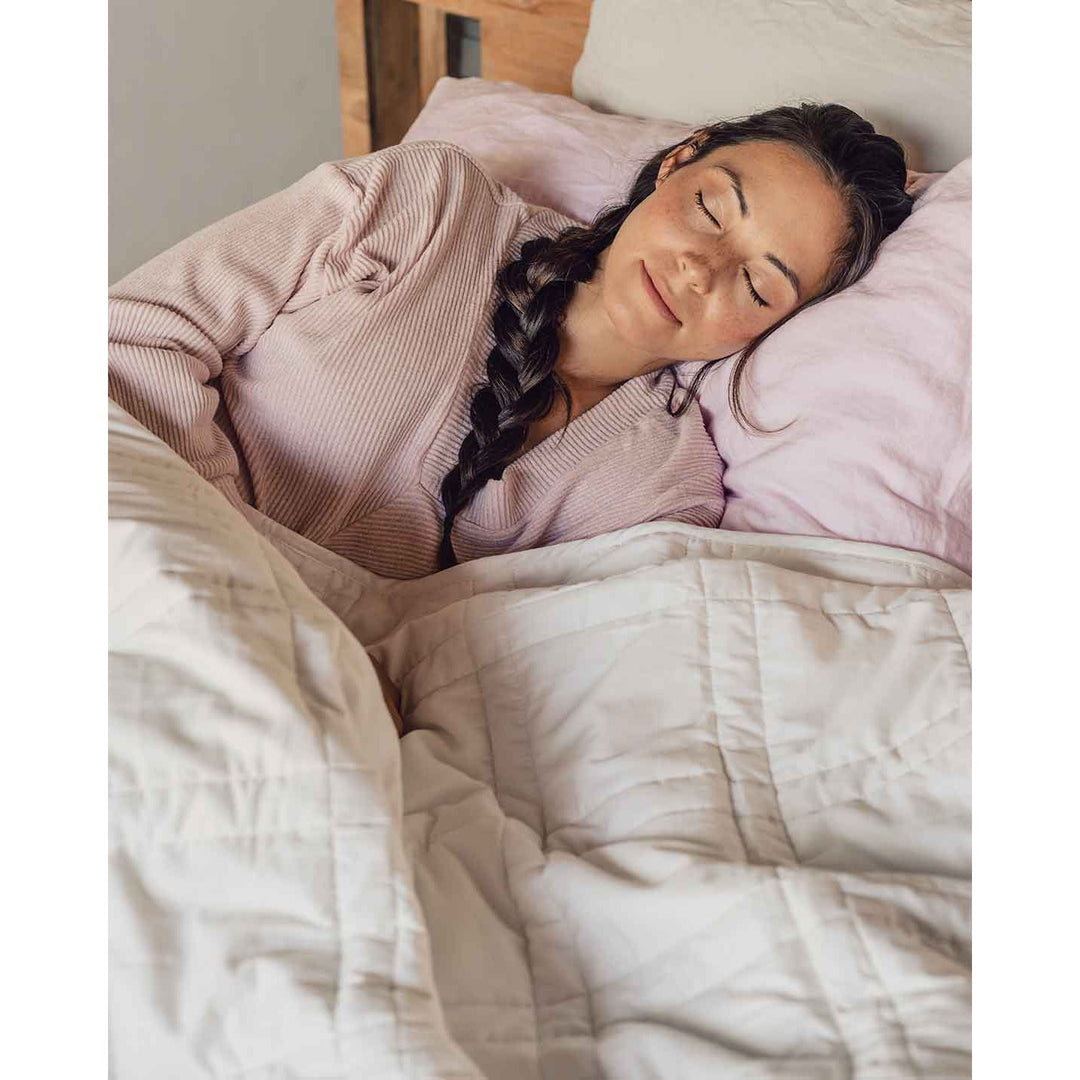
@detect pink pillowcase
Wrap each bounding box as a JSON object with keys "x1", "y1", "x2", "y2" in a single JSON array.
[
  {"x1": 403, "y1": 77, "x2": 971, "y2": 573},
  {"x1": 405, "y1": 76, "x2": 936, "y2": 223},
  {"x1": 700, "y1": 160, "x2": 971, "y2": 573},
  {"x1": 404, "y1": 77, "x2": 694, "y2": 222}
]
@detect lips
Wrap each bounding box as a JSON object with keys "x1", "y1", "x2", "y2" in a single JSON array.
[{"x1": 641, "y1": 261, "x2": 681, "y2": 325}]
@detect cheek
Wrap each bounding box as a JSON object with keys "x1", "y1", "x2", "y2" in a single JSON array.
[
  {"x1": 691, "y1": 302, "x2": 766, "y2": 357},
  {"x1": 618, "y1": 195, "x2": 684, "y2": 252}
]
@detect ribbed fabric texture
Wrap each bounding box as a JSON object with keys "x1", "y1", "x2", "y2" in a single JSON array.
[{"x1": 108, "y1": 140, "x2": 725, "y2": 579}]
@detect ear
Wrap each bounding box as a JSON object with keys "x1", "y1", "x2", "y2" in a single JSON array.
[{"x1": 655, "y1": 133, "x2": 709, "y2": 188}]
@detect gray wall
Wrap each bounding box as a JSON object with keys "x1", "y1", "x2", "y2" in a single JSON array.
[{"x1": 109, "y1": 0, "x2": 342, "y2": 284}]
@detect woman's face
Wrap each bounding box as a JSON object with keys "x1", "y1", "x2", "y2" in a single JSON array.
[{"x1": 578, "y1": 138, "x2": 848, "y2": 380}]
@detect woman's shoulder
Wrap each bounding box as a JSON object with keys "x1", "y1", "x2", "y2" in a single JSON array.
[
  {"x1": 327, "y1": 140, "x2": 583, "y2": 273},
  {"x1": 333, "y1": 141, "x2": 584, "y2": 236}
]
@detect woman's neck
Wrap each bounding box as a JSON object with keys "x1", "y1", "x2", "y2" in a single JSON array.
[{"x1": 556, "y1": 249, "x2": 624, "y2": 394}]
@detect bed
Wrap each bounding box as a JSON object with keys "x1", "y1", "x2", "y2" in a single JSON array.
[{"x1": 109, "y1": 1, "x2": 972, "y2": 1076}]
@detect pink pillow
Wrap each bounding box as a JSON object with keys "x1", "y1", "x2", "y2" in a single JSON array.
[
  {"x1": 404, "y1": 77, "x2": 970, "y2": 573},
  {"x1": 701, "y1": 159, "x2": 971, "y2": 573},
  {"x1": 403, "y1": 76, "x2": 693, "y2": 222},
  {"x1": 405, "y1": 76, "x2": 934, "y2": 222}
]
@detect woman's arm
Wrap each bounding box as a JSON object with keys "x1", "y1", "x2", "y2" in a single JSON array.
[{"x1": 108, "y1": 159, "x2": 385, "y2": 506}]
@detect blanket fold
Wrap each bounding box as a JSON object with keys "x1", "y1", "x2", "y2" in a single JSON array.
[{"x1": 109, "y1": 400, "x2": 970, "y2": 1079}]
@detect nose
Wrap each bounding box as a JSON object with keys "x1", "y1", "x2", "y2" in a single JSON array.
[{"x1": 679, "y1": 249, "x2": 724, "y2": 293}]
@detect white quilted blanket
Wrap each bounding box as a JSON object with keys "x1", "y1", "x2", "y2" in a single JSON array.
[{"x1": 109, "y1": 401, "x2": 971, "y2": 1079}]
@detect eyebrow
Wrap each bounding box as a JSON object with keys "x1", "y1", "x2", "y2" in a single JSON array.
[{"x1": 708, "y1": 163, "x2": 803, "y2": 301}]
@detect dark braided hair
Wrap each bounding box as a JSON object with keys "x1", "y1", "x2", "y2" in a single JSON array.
[{"x1": 438, "y1": 102, "x2": 915, "y2": 569}]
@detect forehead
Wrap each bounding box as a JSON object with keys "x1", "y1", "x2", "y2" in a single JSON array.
[{"x1": 698, "y1": 139, "x2": 829, "y2": 190}]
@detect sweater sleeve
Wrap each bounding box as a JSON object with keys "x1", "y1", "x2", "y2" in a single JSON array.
[{"x1": 108, "y1": 156, "x2": 395, "y2": 507}]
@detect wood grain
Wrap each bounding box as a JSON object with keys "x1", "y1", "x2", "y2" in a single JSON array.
[
  {"x1": 418, "y1": 7, "x2": 449, "y2": 105},
  {"x1": 409, "y1": 0, "x2": 590, "y2": 28},
  {"x1": 334, "y1": 0, "x2": 372, "y2": 157},
  {"x1": 344, "y1": 0, "x2": 594, "y2": 157},
  {"x1": 366, "y1": 0, "x2": 422, "y2": 150},
  {"x1": 480, "y1": 10, "x2": 587, "y2": 95}
]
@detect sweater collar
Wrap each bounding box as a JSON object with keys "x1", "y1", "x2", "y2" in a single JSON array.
[{"x1": 419, "y1": 328, "x2": 670, "y2": 532}]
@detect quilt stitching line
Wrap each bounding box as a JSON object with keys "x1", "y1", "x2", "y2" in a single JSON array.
[
  {"x1": 773, "y1": 733, "x2": 972, "y2": 821},
  {"x1": 774, "y1": 870, "x2": 857, "y2": 1079},
  {"x1": 462, "y1": 615, "x2": 546, "y2": 1079},
  {"x1": 544, "y1": 736, "x2": 972, "y2": 860},
  {"x1": 216, "y1": 1048, "x2": 474, "y2": 1079},
  {"x1": 328, "y1": 623, "x2": 409, "y2": 1077},
  {"x1": 838, "y1": 882, "x2": 925, "y2": 1078},
  {"x1": 532, "y1": 719, "x2": 968, "y2": 848},
  {"x1": 115, "y1": 723, "x2": 969, "y2": 877},
  {"x1": 741, "y1": 705, "x2": 969, "y2": 752},
  {"x1": 941, "y1": 591, "x2": 973, "y2": 679},
  {"x1": 401, "y1": 603, "x2": 704, "y2": 708},
  {"x1": 837, "y1": 876, "x2": 972, "y2": 905},
  {"x1": 847, "y1": 904, "x2": 971, "y2": 975},
  {"x1": 326, "y1": 600, "x2": 413, "y2": 1080},
  {"x1": 108, "y1": 592, "x2": 205, "y2": 649},
  {"x1": 211, "y1": 1025, "x2": 482, "y2": 1080},
  {"x1": 112, "y1": 821, "x2": 392, "y2": 849},
  {"x1": 511, "y1": 633, "x2": 605, "y2": 1080},
  {"x1": 496, "y1": 815, "x2": 545, "y2": 1080},
  {"x1": 109, "y1": 764, "x2": 372, "y2": 798},
  {"x1": 452, "y1": 1032, "x2": 594, "y2": 1046},
  {"x1": 440, "y1": 1001, "x2": 539, "y2": 1010},
  {"x1": 389, "y1": 779, "x2": 407, "y2": 1080},
  {"x1": 397, "y1": 593, "x2": 960, "y2": 712},
  {"x1": 542, "y1": 772, "x2": 742, "y2": 837},
  {"x1": 402, "y1": 598, "x2": 958, "y2": 737},
  {"x1": 773, "y1": 710, "x2": 971, "y2": 789},
  {"x1": 551, "y1": 878, "x2": 794, "y2": 1009},
  {"x1": 217, "y1": 528, "x2": 407, "y2": 1073},
  {"x1": 747, "y1": 562, "x2": 800, "y2": 865},
  {"x1": 697, "y1": 558, "x2": 752, "y2": 863},
  {"x1": 464, "y1": 615, "x2": 502, "y2": 808},
  {"x1": 510, "y1": 634, "x2": 548, "y2": 843},
  {"x1": 322, "y1": 732, "x2": 348, "y2": 1076},
  {"x1": 545, "y1": 793, "x2": 739, "y2": 846},
  {"x1": 517, "y1": 519, "x2": 969, "y2": 582}
]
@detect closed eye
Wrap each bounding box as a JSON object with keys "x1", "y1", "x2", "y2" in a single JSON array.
[
  {"x1": 696, "y1": 190, "x2": 770, "y2": 309},
  {"x1": 694, "y1": 189, "x2": 721, "y2": 229},
  {"x1": 742, "y1": 269, "x2": 768, "y2": 308}
]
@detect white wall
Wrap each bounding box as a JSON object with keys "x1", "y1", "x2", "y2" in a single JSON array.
[{"x1": 109, "y1": 0, "x2": 342, "y2": 284}]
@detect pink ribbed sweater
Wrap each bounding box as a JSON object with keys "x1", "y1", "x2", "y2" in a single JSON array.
[{"x1": 108, "y1": 140, "x2": 725, "y2": 579}]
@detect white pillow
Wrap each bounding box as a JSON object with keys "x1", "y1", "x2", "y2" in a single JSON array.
[{"x1": 572, "y1": 0, "x2": 971, "y2": 172}]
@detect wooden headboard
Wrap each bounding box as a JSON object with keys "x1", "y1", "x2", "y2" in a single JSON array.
[{"x1": 336, "y1": 0, "x2": 594, "y2": 157}]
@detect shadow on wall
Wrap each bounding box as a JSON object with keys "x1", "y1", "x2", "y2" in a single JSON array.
[{"x1": 109, "y1": 0, "x2": 342, "y2": 284}]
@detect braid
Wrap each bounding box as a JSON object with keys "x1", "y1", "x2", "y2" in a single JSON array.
[
  {"x1": 438, "y1": 228, "x2": 617, "y2": 568},
  {"x1": 438, "y1": 101, "x2": 915, "y2": 570}
]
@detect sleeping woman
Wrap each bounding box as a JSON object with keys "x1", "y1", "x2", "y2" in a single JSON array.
[{"x1": 109, "y1": 102, "x2": 913, "y2": 580}]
